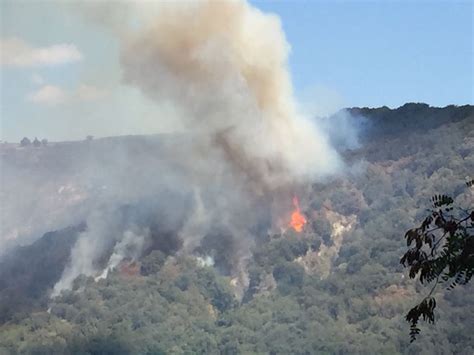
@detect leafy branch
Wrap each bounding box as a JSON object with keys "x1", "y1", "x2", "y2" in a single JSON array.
[{"x1": 400, "y1": 180, "x2": 474, "y2": 342}]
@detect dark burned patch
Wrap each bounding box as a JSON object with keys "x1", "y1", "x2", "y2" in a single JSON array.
[
  {"x1": 144, "y1": 224, "x2": 183, "y2": 256},
  {"x1": 94, "y1": 190, "x2": 193, "y2": 266},
  {"x1": 193, "y1": 228, "x2": 236, "y2": 276},
  {"x1": 0, "y1": 223, "x2": 86, "y2": 323}
]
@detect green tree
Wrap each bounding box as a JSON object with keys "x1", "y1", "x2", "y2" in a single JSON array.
[{"x1": 140, "y1": 250, "x2": 166, "y2": 276}]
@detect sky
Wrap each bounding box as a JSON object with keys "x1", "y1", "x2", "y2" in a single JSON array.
[{"x1": 0, "y1": 0, "x2": 472, "y2": 142}]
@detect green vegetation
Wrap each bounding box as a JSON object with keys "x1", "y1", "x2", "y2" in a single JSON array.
[{"x1": 1, "y1": 104, "x2": 473, "y2": 354}]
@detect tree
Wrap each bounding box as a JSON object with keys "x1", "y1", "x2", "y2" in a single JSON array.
[
  {"x1": 33, "y1": 137, "x2": 41, "y2": 147},
  {"x1": 273, "y1": 262, "x2": 305, "y2": 295},
  {"x1": 41, "y1": 138, "x2": 48, "y2": 146},
  {"x1": 140, "y1": 250, "x2": 166, "y2": 276},
  {"x1": 20, "y1": 137, "x2": 31, "y2": 147},
  {"x1": 400, "y1": 180, "x2": 474, "y2": 341}
]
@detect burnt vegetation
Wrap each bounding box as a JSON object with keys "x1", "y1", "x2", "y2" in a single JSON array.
[{"x1": 1, "y1": 103, "x2": 473, "y2": 354}]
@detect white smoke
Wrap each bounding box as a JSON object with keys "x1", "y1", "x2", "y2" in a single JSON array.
[
  {"x1": 94, "y1": 229, "x2": 147, "y2": 282},
  {"x1": 52, "y1": 209, "x2": 126, "y2": 295},
  {"x1": 52, "y1": 0, "x2": 351, "y2": 295},
  {"x1": 118, "y1": 0, "x2": 341, "y2": 189},
  {"x1": 196, "y1": 255, "x2": 215, "y2": 268}
]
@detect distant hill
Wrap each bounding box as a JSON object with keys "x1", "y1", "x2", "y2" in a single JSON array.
[{"x1": 349, "y1": 103, "x2": 473, "y2": 139}]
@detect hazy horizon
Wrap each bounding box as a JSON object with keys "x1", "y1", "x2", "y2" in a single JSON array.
[{"x1": 1, "y1": 0, "x2": 472, "y2": 142}]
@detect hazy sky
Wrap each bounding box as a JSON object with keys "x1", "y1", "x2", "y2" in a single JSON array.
[{"x1": 1, "y1": 0, "x2": 472, "y2": 142}]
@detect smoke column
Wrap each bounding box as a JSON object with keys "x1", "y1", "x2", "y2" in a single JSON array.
[
  {"x1": 120, "y1": 0, "x2": 341, "y2": 190},
  {"x1": 53, "y1": 0, "x2": 345, "y2": 295}
]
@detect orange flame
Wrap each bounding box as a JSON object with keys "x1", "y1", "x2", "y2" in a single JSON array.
[{"x1": 289, "y1": 196, "x2": 307, "y2": 232}]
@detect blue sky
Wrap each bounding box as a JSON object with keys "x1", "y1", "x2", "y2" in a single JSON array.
[
  {"x1": 254, "y1": 0, "x2": 473, "y2": 109},
  {"x1": 1, "y1": 0, "x2": 472, "y2": 142}
]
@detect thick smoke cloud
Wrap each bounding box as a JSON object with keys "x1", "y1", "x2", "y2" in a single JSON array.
[
  {"x1": 47, "y1": 0, "x2": 351, "y2": 294},
  {"x1": 119, "y1": 0, "x2": 342, "y2": 190}
]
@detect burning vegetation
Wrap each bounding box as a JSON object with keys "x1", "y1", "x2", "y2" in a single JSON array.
[{"x1": 289, "y1": 197, "x2": 307, "y2": 233}]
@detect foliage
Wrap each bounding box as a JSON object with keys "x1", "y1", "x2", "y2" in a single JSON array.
[
  {"x1": 401, "y1": 181, "x2": 474, "y2": 341},
  {"x1": 20, "y1": 137, "x2": 31, "y2": 147},
  {"x1": 33, "y1": 138, "x2": 41, "y2": 148},
  {"x1": 140, "y1": 250, "x2": 166, "y2": 276},
  {"x1": 1, "y1": 104, "x2": 473, "y2": 354}
]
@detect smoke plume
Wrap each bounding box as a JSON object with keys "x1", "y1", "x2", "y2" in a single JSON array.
[
  {"x1": 52, "y1": 0, "x2": 346, "y2": 294},
  {"x1": 119, "y1": 0, "x2": 341, "y2": 189}
]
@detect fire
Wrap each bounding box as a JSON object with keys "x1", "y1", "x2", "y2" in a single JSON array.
[{"x1": 289, "y1": 196, "x2": 307, "y2": 232}]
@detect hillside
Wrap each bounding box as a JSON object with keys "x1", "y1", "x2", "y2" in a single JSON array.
[{"x1": 0, "y1": 103, "x2": 473, "y2": 354}]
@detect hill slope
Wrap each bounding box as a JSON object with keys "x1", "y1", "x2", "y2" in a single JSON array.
[{"x1": 0, "y1": 103, "x2": 473, "y2": 354}]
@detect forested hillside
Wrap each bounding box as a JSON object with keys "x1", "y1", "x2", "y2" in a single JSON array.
[{"x1": 1, "y1": 103, "x2": 473, "y2": 354}]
